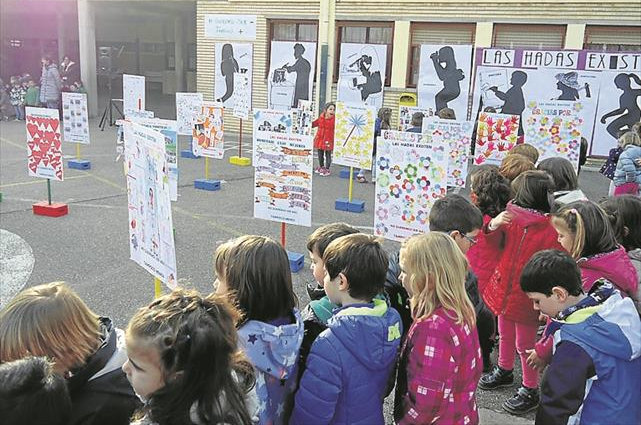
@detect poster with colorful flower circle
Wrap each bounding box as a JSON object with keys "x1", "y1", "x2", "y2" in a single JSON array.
[
  {"x1": 333, "y1": 102, "x2": 376, "y2": 169},
  {"x1": 473, "y1": 112, "x2": 520, "y2": 165},
  {"x1": 374, "y1": 130, "x2": 448, "y2": 242},
  {"x1": 423, "y1": 119, "x2": 473, "y2": 188},
  {"x1": 523, "y1": 100, "x2": 583, "y2": 170}
]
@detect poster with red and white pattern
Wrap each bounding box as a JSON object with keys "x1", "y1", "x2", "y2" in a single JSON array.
[{"x1": 25, "y1": 107, "x2": 63, "y2": 181}]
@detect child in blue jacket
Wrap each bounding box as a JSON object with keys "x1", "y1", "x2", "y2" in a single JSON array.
[
  {"x1": 291, "y1": 234, "x2": 402, "y2": 425},
  {"x1": 613, "y1": 131, "x2": 641, "y2": 196},
  {"x1": 520, "y1": 249, "x2": 641, "y2": 425}
]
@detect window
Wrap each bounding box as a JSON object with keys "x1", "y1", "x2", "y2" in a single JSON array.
[
  {"x1": 407, "y1": 23, "x2": 475, "y2": 88},
  {"x1": 585, "y1": 25, "x2": 641, "y2": 52},
  {"x1": 335, "y1": 22, "x2": 394, "y2": 86},
  {"x1": 267, "y1": 20, "x2": 319, "y2": 78},
  {"x1": 492, "y1": 24, "x2": 566, "y2": 49}
]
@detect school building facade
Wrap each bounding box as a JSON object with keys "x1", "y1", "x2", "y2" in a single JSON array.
[
  {"x1": 2, "y1": 0, "x2": 640, "y2": 122},
  {"x1": 196, "y1": 0, "x2": 641, "y2": 133}
]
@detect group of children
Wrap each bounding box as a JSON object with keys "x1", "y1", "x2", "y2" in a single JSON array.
[
  {"x1": 0, "y1": 58, "x2": 86, "y2": 121},
  {"x1": 1, "y1": 137, "x2": 641, "y2": 425}
]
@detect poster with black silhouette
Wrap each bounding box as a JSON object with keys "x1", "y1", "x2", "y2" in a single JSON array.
[
  {"x1": 337, "y1": 43, "x2": 387, "y2": 109},
  {"x1": 418, "y1": 44, "x2": 473, "y2": 119},
  {"x1": 473, "y1": 66, "x2": 601, "y2": 146},
  {"x1": 268, "y1": 41, "x2": 316, "y2": 111},
  {"x1": 593, "y1": 71, "x2": 641, "y2": 156},
  {"x1": 215, "y1": 43, "x2": 253, "y2": 118}
]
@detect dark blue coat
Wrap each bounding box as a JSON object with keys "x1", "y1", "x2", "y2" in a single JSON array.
[{"x1": 290, "y1": 299, "x2": 401, "y2": 425}]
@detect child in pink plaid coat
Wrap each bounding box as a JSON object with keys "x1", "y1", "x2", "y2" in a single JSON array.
[{"x1": 394, "y1": 233, "x2": 482, "y2": 425}]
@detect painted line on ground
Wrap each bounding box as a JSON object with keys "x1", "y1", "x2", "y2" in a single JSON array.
[{"x1": 0, "y1": 174, "x2": 89, "y2": 189}]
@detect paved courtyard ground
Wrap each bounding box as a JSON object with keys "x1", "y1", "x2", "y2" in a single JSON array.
[{"x1": 0, "y1": 92, "x2": 611, "y2": 424}]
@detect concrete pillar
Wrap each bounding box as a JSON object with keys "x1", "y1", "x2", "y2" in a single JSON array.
[
  {"x1": 391, "y1": 21, "x2": 410, "y2": 88},
  {"x1": 565, "y1": 24, "x2": 586, "y2": 49},
  {"x1": 77, "y1": 0, "x2": 98, "y2": 116},
  {"x1": 174, "y1": 16, "x2": 185, "y2": 92},
  {"x1": 315, "y1": 0, "x2": 336, "y2": 109},
  {"x1": 57, "y1": 11, "x2": 66, "y2": 62},
  {"x1": 475, "y1": 22, "x2": 494, "y2": 48}
]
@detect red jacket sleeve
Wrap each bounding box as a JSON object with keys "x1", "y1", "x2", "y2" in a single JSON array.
[
  {"x1": 397, "y1": 318, "x2": 456, "y2": 425},
  {"x1": 482, "y1": 219, "x2": 506, "y2": 251},
  {"x1": 312, "y1": 117, "x2": 320, "y2": 128},
  {"x1": 534, "y1": 319, "x2": 554, "y2": 364}
]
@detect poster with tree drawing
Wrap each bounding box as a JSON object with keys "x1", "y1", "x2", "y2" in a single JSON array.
[
  {"x1": 332, "y1": 102, "x2": 376, "y2": 169},
  {"x1": 374, "y1": 130, "x2": 448, "y2": 242}
]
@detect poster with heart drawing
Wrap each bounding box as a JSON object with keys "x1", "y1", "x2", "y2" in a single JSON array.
[{"x1": 25, "y1": 107, "x2": 64, "y2": 181}]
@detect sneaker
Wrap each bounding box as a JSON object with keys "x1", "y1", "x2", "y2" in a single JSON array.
[
  {"x1": 478, "y1": 365, "x2": 514, "y2": 390},
  {"x1": 314, "y1": 167, "x2": 322, "y2": 175},
  {"x1": 357, "y1": 175, "x2": 368, "y2": 183},
  {"x1": 323, "y1": 168, "x2": 331, "y2": 176},
  {"x1": 502, "y1": 386, "x2": 539, "y2": 415}
]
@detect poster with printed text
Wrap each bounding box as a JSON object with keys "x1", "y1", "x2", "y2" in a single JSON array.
[
  {"x1": 253, "y1": 132, "x2": 313, "y2": 227},
  {"x1": 123, "y1": 74, "x2": 145, "y2": 117},
  {"x1": 398, "y1": 106, "x2": 434, "y2": 131},
  {"x1": 337, "y1": 43, "x2": 387, "y2": 109},
  {"x1": 215, "y1": 43, "x2": 253, "y2": 119},
  {"x1": 333, "y1": 102, "x2": 377, "y2": 169},
  {"x1": 26, "y1": 107, "x2": 63, "y2": 181},
  {"x1": 292, "y1": 100, "x2": 314, "y2": 136},
  {"x1": 62, "y1": 92, "x2": 90, "y2": 144},
  {"x1": 176, "y1": 92, "x2": 203, "y2": 135},
  {"x1": 472, "y1": 66, "x2": 601, "y2": 150},
  {"x1": 192, "y1": 102, "x2": 224, "y2": 159},
  {"x1": 593, "y1": 71, "x2": 641, "y2": 156},
  {"x1": 268, "y1": 41, "x2": 317, "y2": 111},
  {"x1": 252, "y1": 108, "x2": 294, "y2": 164},
  {"x1": 204, "y1": 15, "x2": 257, "y2": 41},
  {"x1": 423, "y1": 119, "x2": 473, "y2": 187},
  {"x1": 374, "y1": 130, "x2": 448, "y2": 242},
  {"x1": 523, "y1": 100, "x2": 583, "y2": 170},
  {"x1": 123, "y1": 121, "x2": 177, "y2": 287},
  {"x1": 418, "y1": 44, "x2": 473, "y2": 120},
  {"x1": 130, "y1": 118, "x2": 179, "y2": 201},
  {"x1": 474, "y1": 112, "x2": 520, "y2": 165}
]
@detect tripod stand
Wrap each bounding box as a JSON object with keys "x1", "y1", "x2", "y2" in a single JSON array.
[{"x1": 99, "y1": 74, "x2": 124, "y2": 131}]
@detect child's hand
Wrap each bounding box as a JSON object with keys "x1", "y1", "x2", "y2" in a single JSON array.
[
  {"x1": 538, "y1": 313, "x2": 548, "y2": 323},
  {"x1": 526, "y1": 349, "x2": 547, "y2": 372},
  {"x1": 488, "y1": 211, "x2": 513, "y2": 231}
]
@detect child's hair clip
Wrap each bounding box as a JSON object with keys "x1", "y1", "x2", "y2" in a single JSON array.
[{"x1": 569, "y1": 208, "x2": 578, "y2": 215}]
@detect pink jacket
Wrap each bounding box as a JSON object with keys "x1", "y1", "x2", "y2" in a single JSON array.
[
  {"x1": 535, "y1": 246, "x2": 640, "y2": 362},
  {"x1": 394, "y1": 307, "x2": 482, "y2": 425},
  {"x1": 466, "y1": 215, "x2": 497, "y2": 294}
]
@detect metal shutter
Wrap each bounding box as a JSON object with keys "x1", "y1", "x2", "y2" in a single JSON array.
[
  {"x1": 493, "y1": 24, "x2": 565, "y2": 49},
  {"x1": 585, "y1": 25, "x2": 641, "y2": 51},
  {"x1": 411, "y1": 23, "x2": 475, "y2": 45}
]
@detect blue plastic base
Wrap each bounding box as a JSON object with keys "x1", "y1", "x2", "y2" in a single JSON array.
[
  {"x1": 334, "y1": 198, "x2": 365, "y2": 213},
  {"x1": 68, "y1": 159, "x2": 91, "y2": 170},
  {"x1": 287, "y1": 251, "x2": 305, "y2": 273},
  {"x1": 181, "y1": 149, "x2": 200, "y2": 159},
  {"x1": 194, "y1": 179, "x2": 221, "y2": 191},
  {"x1": 339, "y1": 169, "x2": 357, "y2": 179}
]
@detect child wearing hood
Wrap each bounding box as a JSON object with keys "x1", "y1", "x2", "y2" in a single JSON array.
[
  {"x1": 291, "y1": 234, "x2": 402, "y2": 425},
  {"x1": 215, "y1": 235, "x2": 303, "y2": 425},
  {"x1": 521, "y1": 250, "x2": 641, "y2": 425}
]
